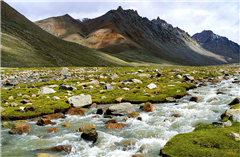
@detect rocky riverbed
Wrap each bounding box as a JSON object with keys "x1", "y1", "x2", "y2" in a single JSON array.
[{"x1": 1, "y1": 65, "x2": 240, "y2": 157}]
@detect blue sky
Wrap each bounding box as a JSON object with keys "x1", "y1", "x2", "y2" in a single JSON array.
[{"x1": 4, "y1": 0, "x2": 240, "y2": 44}]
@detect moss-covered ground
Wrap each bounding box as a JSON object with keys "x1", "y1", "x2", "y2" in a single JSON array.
[
  {"x1": 160, "y1": 122, "x2": 240, "y2": 157},
  {"x1": 1, "y1": 65, "x2": 239, "y2": 120}
]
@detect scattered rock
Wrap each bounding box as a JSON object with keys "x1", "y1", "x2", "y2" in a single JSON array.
[
  {"x1": 171, "y1": 114, "x2": 182, "y2": 117},
  {"x1": 147, "y1": 83, "x2": 157, "y2": 89},
  {"x1": 1, "y1": 107, "x2": 5, "y2": 112},
  {"x1": 212, "y1": 122, "x2": 223, "y2": 127},
  {"x1": 67, "y1": 94, "x2": 92, "y2": 107},
  {"x1": 128, "y1": 112, "x2": 140, "y2": 118},
  {"x1": 165, "y1": 97, "x2": 176, "y2": 102},
  {"x1": 24, "y1": 106, "x2": 35, "y2": 112},
  {"x1": 81, "y1": 130, "x2": 98, "y2": 143},
  {"x1": 122, "y1": 87, "x2": 130, "y2": 91},
  {"x1": 174, "y1": 74, "x2": 182, "y2": 79},
  {"x1": 228, "y1": 97, "x2": 240, "y2": 106},
  {"x1": 9, "y1": 123, "x2": 31, "y2": 135},
  {"x1": 89, "y1": 103, "x2": 98, "y2": 108},
  {"x1": 229, "y1": 132, "x2": 240, "y2": 141},
  {"x1": 140, "y1": 102, "x2": 153, "y2": 112},
  {"x1": 105, "y1": 119, "x2": 118, "y2": 124},
  {"x1": 101, "y1": 96, "x2": 107, "y2": 99},
  {"x1": 96, "y1": 107, "x2": 109, "y2": 114},
  {"x1": 36, "y1": 145, "x2": 72, "y2": 153},
  {"x1": 66, "y1": 108, "x2": 85, "y2": 115},
  {"x1": 2, "y1": 122, "x2": 18, "y2": 129},
  {"x1": 76, "y1": 124, "x2": 96, "y2": 133},
  {"x1": 52, "y1": 96, "x2": 60, "y2": 101},
  {"x1": 132, "y1": 79, "x2": 142, "y2": 84},
  {"x1": 20, "y1": 99, "x2": 32, "y2": 104},
  {"x1": 103, "y1": 84, "x2": 113, "y2": 90},
  {"x1": 42, "y1": 113, "x2": 65, "y2": 119},
  {"x1": 115, "y1": 97, "x2": 123, "y2": 103},
  {"x1": 38, "y1": 87, "x2": 56, "y2": 94},
  {"x1": 37, "y1": 118, "x2": 56, "y2": 126},
  {"x1": 231, "y1": 114, "x2": 240, "y2": 122},
  {"x1": 47, "y1": 128, "x2": 58, "y2": 133},
  {"x1": 59, "y1": 84, "x2": 75, "y2": 91},
  {"x1": 106, "y1": 102, "x2": 136, "y2": 116},
  {"x1": 60, "y1": 67, "x2": 69, "y2": 75},
  {"x1": 61, "y1": 124, "x2": 70, "y2": 128},
  {"x1": 183, "y1": 74, "x2": 194, "y2": 81},
  {"x1": 8, "y1": 96, "x2": 14, "y2": 100},
  {"x1": 138, "y1": 70, "x2": 144, "y2": 73},
  {"x1": 222, "y1": 120, "x2": 232, "y2": 127},
  {"x1": 138, "y1": 74, "x2": 151, "y2": 78},
  {"x1": 189, "y1": 96, "x2": 202, "y2": 102},
  {"x1": 105, "y1": 123, "x2": 128, "y2": 129}
]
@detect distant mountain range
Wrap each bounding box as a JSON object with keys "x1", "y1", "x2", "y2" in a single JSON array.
[
  {"x1": 1, "y1": 2, "x2": 239, "y2": 67},
  {"x1": 193, "y1": 30, "x2": 239, "y2": 63}
]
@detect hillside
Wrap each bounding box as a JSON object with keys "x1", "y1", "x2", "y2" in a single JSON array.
[
  {"x1": 193, "y1": 30, "x2": 240, "y2": 63},
  {"x1": 35, "y1": 6, "x2": 228, "y2": 66},
  {"x1": 1, "y1": 1, "x2": 133, "y2": 67}
]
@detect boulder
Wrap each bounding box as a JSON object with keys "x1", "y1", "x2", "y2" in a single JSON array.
[
  {"x1": 189, "y1": 96, "x2": 202, "y2": 102},
  {"x1": 106, "y1": 102, "x2": 136, "y2": 116},
  {"x1": 222, "y1": 120, "x2": 232, "y2": 127},
  {"x1": 66, "y1": 108, "x2": 85, "y2": 115},
  {"x1": 42, "y1": 113, "x2": 65, "y2": 119},
  {"x1": 105, "y1": 123, "x2": 128, "y2": 129},
  {"x1": 20, "y1": 99, "x2": 32, "y2": 104},
  {"x1": 37, "y1": 118, "x2": 56, "y2": 126},
  {"x1": 231, "y1": 114, "x2": 240, "y2": 122},
  {"x1": 174, "y1": 74, "x2": 182, "y2": 79},
  {"x1": 76, "y1": 124, "x2": 96, "y2": 133},
  {"x1": 140, "y1": 102, "x2": 153, "y2": 112},
  {"x1": 103, "y1": 84, "x2": 113, "y2": 90},
  {"x1": 132, "y1": 79, "x2": 142, "y2": 84},
  {"x1": 128, "y1": 112, "x2": 140, "y2": 118},
  {"x1": 138, "y1": 70, "x2": 144, "y2": 73},
  {"x1": 38, "y1": 87, "x2": 56, "y2": 94},
  {"x1": 115, "y1": 97, "x2": 123, "y2": 103},
  {"x1": 89, "y1": 103, "x2": 98, "y2": 108},
  {"x1": 81, "y1": 130, "x2": 98, "y2": 143},
  {"x1": 147, "y1": 83, "x2": 157, "y2": 89},
  {"x1": 225, "y1": 109, "x2": 240, "y2": 117},
  {"x1": 229, "y1": 132, "x2": 240, "y2": 141},
  {"x1": 183, "y1": 74, "x2": 194, "y2": 81},
  {"x1": 105, "y1": 119, "x2": 118, "y2": 124},
  {"x1": 47, "y1": 128, "x2": 58, "y2": 133},
  {"x1": 9, "y1": 123, "x2": 31, "y2": 135},
  {"x1": 60, "y1": 67, "x2": 69, "y2": 75},
  {"x1": 36, "y1": 145, "x2": 72, "y2": 153},
  {"x1": 228, "y1": 97, "x2": 240, "y2": 106},
  {"x1": 59, "y1": 84, "x2": 75, "y2": 91},
  {"x1": 10, "y1": 102, "x2": 18, "y2": 107},
  {"x1": 2, "y1": 122, "x2": 18, "y2": 129},
  {"x1": 52, "y1": 96, "x2": 60, "y2": 101},
  {"x1": 67, "y1": 94, "x2": 92, "y2": 107},
  {"x1": 61, "y1": 124, "x2": 71, "y2": 128},
  {"x1": 0, "y1": 107, "x2": 5, "y2": 112},
  {"x1": 96, "y1": 106, "x2": 109, "y2": 114}
]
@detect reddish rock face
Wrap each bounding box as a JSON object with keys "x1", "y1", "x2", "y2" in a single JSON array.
[
  {"x1": 9, "y1": 124, "x2": 31, "y2": 135},
  {"x1": 36, "y1": 145, "x2": 72, "y2": 153},
  {"x1": 140, "y1": 102, "x2": 153, "y2": 112},
  {"x1": 105, "y1": 123, "x2": 128, "y2": 129},
  {"x1": 42, "y1": 113, "x2": 65, "y2": 119},
  {"x1": 37, "y1": 118, "x2": 56, "y2": 126},
  {"x1": 66, "y1": 108, "x2": 85, "y2": 115}
]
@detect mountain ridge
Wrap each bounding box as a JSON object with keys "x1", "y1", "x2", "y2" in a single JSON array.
[{"x1": 35, "y1": 6, "x2": 229, "y2": 66}]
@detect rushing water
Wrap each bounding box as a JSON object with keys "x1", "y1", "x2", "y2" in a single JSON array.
[{"x1": 1, "y1": 76, "x2": 240, "y2": 157}]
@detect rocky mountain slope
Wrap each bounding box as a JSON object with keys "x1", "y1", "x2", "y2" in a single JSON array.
[
  {"x1": 1, "y1": 1, "x2": 132, "y2": 67},
  {"x1": 35, "y1": 6, "x2": 229, "y2": 66},
  {"x1": 193, "y1": 30, "x2": 240, "y2": 63}
]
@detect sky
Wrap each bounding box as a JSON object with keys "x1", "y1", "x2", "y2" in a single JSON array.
[{"x1": 4, "y1": 0, "x2": 240, "y2": 44}]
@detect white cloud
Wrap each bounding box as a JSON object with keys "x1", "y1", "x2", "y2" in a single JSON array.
[{"x1": 4, "y1": 0, "x2": 240, "y2": 44}]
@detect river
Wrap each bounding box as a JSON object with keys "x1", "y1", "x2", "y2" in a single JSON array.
[{"x1": 1, "y1": 75, "x2": 239, "y2": 157}]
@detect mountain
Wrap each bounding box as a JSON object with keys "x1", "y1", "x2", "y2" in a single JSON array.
[
  {"x1": 1, "y1": 1, "x2": 133, "y2": 67},
  {"x1": 193, "y1": 30, "x2": 240, "y2": 63},
  {"x1": 35, "y1": 6, "x2": 228, "y2": 66}
]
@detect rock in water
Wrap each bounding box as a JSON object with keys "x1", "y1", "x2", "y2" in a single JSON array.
[
  {"x1": 38, "y1": 87, "x2": 56, "y2": 94},
  {"x1": 42, "y1": 113, "x2": 65, "y2": 119},
  {"x1": 37, "y1": 118, "x2": 56, "y2": 126},
  {"x1": 228, "y1": 97, "x2": 240, "y2": 106},
  {"x1": 67, "y1": 94, "x2": 92, "y2": 107},
  {"x1": 106, "y1": 102, "x2": 136, "y2": 116},
  {"x1": 9, "y1": 123, "x2": 31, "y2": 135},
  {"x1": 66, "y1": 108, "x2": 85, "y2": 115},
  {"x1": 81, "y1": 130, "x2": 98, "y2": 143},
  {"x1": 140, "y1": 102, "x2": 153, "y2": 112},
  {"x1": 76, "y1": 124, "x2": 96, "y2": 132},
  {"x1": 36, "y1": 145, "x2": 72, "y2": 153}
]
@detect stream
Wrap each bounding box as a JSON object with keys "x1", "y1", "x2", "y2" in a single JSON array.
[{"x1": 1, "y1": 75, "x2": 240, "y2": 157}]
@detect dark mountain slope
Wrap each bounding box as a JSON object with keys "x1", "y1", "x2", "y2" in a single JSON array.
[
  {"x1": 193, "y1": 30, "x2": 239, "y2": 63},
  {"x1": 1, "y1": 1, "x2": 131, "y2": 67}
]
